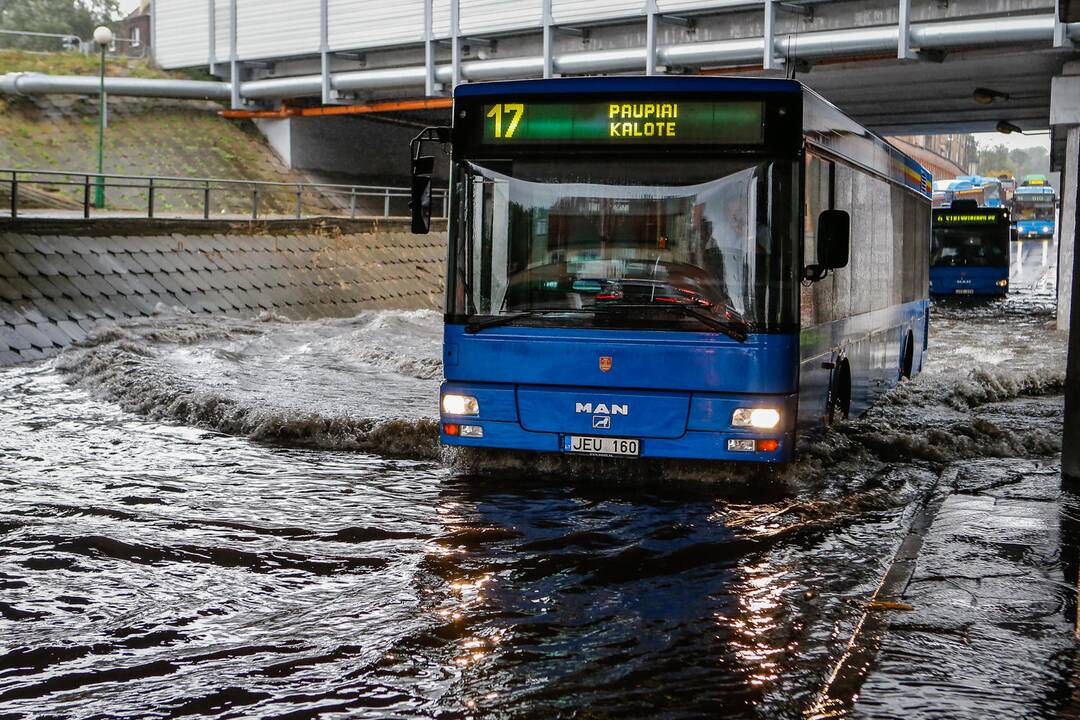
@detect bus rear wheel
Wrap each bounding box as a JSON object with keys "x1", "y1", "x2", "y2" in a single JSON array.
[
  {"x1": 901, "y1": 331, "x2": 914, "y2": 380},
  {"x1": 828, "y1": 359, "x2": 852, "y2": 424}
]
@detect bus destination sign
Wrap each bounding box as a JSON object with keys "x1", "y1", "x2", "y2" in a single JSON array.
[
  {"x1": 935, "y1": 211, "x2": 1008, "y2": 224},
  {"x1": 479, "y1": 100, "x2": 765, "y2": 145}
]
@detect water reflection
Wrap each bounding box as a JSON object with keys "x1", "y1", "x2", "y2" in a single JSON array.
[{"x1": 412, "y1": 474, "x2": 922, "y2": 718}]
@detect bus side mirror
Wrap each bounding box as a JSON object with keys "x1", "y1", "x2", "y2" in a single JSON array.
[
  {"x1": 409, "y1": 126, "x2": 450, "y2": 235},
  {"x1": 803, "y1": 209, "x2": 850, "y2": 282},
  {"x1": 411, "y1": 155, "x2": 435, "y2": 234},
  {"x1": 818, "y1": 209, "x2": 850, "y2": 269}
]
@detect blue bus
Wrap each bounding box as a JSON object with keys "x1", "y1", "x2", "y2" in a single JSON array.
[
  {"x1": 954, "y1": 176, "x2": 1006, "y2": 208},
  {"x1": 1013, "y1": 185, "x2": 1056, "y2": 239},
  {"x1": 410, "y1": 77, "x2": 931, "y2": 463},
  {"x1": 930, "y1": 205, "x2": 1010, "y2": 296},
  {"x1": 933, "y1": 177, "x2": 1004, "y2": 209}
]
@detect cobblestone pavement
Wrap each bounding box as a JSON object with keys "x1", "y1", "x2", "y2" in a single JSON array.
[{"x1": 854, "y1": 456, "x2": 1080, "y2": 718}]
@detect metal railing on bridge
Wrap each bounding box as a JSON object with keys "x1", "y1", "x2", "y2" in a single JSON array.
[{"x1": 2, "y1": 168, "x2": 449, "y2": 222}]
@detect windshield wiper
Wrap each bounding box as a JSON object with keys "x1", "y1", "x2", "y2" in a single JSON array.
[
  {"x1": 595, "y1": 302, "x2": 750, "y2": 342},
  {"x1": 465, "y1": 311, "x2": 535, "y2": 334},
  {"x1": 465, "y1": 305, "x2": 750, "y2": 342},
  {"x1": 464, "y1": 309, "x2": 591, "y2": 334},
  {"x1": 677, "y1": 305, "x2": 750, "y2": 342}
]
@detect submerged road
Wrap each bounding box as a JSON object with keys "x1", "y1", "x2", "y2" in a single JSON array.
[
  {"x1": 1011, "y1": 236, "x2": 1058, "y2": 297},
  {"x1": 0, "y1": 239, "x2": 1070, "y2": 718}
]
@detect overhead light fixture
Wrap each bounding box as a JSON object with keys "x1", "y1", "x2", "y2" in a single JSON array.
[
  {"x1": 973, "y1": 87, "x2": 1010, "y2": 105},
  {"x1": 996, "y1": 120, "x2": 1023, "y2": 134}
]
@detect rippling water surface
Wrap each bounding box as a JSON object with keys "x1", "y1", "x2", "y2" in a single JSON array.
[{"x1": 0, "y1": 241, "x2": 1070, "y2": 718}]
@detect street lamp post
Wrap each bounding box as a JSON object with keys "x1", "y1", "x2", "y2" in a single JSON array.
[{"x1": 92, "y1": 25, "x2": 113, "y2": 210}]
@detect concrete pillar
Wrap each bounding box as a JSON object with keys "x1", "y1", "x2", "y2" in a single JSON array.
[
  {"x1": 1067, "y1": 141, "x2": 1080, "y2": 481},
  {"x1": 252, "y1": 118, "x2": 292, "y2": 167},
  {"x1": 1053, "y1": 70, "x2": 1080, "y2": 481},
  {"x1": 1053, "y1": 69, "x2": 1080, "y2": 331}
]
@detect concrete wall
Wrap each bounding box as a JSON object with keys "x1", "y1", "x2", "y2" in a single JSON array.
[
  {"x1": 254, "y1": 116, "x2": 451, "y2": 186},
  {"x1": 255, "y1": 118, "x2": 293, "y2": 168},
  {"x1": 1061, "y1": 127, "x2": 1078, "y2": 332},
  {"x1": 1052, "y1": 70, "x2": 1080, "y2": 331},
  {"x1": 0, "y1": 218, "x2": 447, "y2": 365}
]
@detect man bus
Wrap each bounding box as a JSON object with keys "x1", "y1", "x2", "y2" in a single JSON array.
[
  {"x1": 411, "y1": 77, "x2": 931, "y2": 463},
  {"x1": 1013, "y1": 184, "x2": 1056, "y2": 239},
  {"x1": 930, "y1": 204, "x2": 1010, "y2": 297}
]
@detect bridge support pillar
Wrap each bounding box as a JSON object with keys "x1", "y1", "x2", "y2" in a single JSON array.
[{"x1": 1053, "y1": 70, "x2": 1080, "y2": 481}]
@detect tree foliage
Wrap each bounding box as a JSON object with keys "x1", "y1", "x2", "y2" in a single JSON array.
[
  {"x1": 0, "y1": 0, "x2": 121, "y2": 50},
  {"x1": 972, "y1": 141, "x2": 1051, "y2": 180}
]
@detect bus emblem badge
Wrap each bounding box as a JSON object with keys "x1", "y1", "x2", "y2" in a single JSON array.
[{"x1": 599, "y1": 356, "x2": 613, "y2": 372}]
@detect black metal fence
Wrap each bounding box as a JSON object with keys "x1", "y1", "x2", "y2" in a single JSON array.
[{"x1": 2, "y1": 168, "x2": 449, "y2": 221}]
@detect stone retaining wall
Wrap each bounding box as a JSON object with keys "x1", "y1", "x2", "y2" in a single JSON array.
[{"x1": 0, "y1": 218, "x2": 447, "y2": 364}]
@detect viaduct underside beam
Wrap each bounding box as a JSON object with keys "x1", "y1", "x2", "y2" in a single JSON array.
[{"x1": 4, "y1": 15, "x2": 1078, "y2": 120}]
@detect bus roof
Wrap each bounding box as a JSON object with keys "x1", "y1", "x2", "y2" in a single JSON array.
[
  {"x1": 934, "y1": 179, "x2": 973, "y2": 190},
  {"x1": 453, "y1": 76, "x2": 803, "y2": 97},
  {"x1": 454, "y1": 76, "x2": 931, "y2": 198}
]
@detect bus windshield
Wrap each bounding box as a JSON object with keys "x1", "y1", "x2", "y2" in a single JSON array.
[
  {"x1": 448, "y1": 157, "x2": 797, "y2": 332},
  {"x1": 1013, "y1": 193, "x2": 1055, "y2": 221},
  {"x1": 931, "y1": 227, "x2": 1008, "y2": 267}
]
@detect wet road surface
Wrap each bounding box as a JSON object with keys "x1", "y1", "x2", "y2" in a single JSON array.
[{"x1": 0, "y1": 238, "x2": 1070, "y2": 718}]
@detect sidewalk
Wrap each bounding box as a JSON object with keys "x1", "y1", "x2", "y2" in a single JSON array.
[{"x1": 854, "y1": 457, "x2": 1079, "y2": 718}]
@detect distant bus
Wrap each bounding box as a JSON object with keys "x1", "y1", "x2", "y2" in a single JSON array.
[
  {"x1": 930, "y1": 205, "x2": 1010, "y2": 296},
  {"x1": 411, "y1": 76, "x2": 931, "y2": 463},
  {"x1": 932, "y1": 180, "x2": 961, "y2": 208},
  {"x1": 990, "y1": 173, "x2": 1016, "y2": 205},
  {"x1": 1013, "y1": 185, "x2": 1056, "y2": 239},
  {"x1": 1020, "y1": 174, "x2": 1049, "y2": 187},
  {"x1": 932, "y1": 177, "x2": 1004, "y2": 209}
]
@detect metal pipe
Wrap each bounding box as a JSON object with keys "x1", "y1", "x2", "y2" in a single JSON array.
[
  {"x1": 0, "y1": 72, "x2": 231, "y2": 99},
  {"x1": 912, "y1": 15, "x2": 1056, "y2": 47},
  {"x1": 3, "y1": 16, "x2": 1078, "y2": 103}
]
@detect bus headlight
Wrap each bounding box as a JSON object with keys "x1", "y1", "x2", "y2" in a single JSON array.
[
  {"x1": 442, "y1": 393, "x2": 479, "y2": 415},
  {"x1": 732, "y1": 408, "x2": 781, "y2": 429},
  {"x1": 997, "y1": 279, "x2": 1009, "y2": 287}
]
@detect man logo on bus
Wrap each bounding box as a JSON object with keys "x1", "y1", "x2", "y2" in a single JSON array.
[
  {"x1": 599, "y1": 356, "x2": 613, "y2": 372},
  {"x1": 575, "y1": 402, "x2": 629, "y2": 415}
]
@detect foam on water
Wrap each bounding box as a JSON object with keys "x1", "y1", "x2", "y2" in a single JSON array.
[{"x1": 54, "y1": 288, "x2": 1067, "y2": 485}]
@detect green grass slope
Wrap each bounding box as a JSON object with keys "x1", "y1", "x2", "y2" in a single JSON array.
[{"x1": 0, "y1": 51, "x2": 326, "y2": 216}]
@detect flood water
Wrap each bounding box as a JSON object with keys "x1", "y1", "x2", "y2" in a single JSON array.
[{"x1": 0, "y1": 239, "x2": 1070, "y2": 718}]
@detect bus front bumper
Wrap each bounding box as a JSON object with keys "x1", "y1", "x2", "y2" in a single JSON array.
[{"x1": 440, "y1": 420, "x2": 795, "y2": 463}]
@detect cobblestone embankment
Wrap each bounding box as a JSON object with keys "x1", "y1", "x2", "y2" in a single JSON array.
[{"x1": 0, "y1": 218, "x2": 446, "y2": 364}]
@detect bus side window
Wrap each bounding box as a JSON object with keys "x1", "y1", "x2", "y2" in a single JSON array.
[
  {"x1": 801, "y1": 154, "x2": 832, "y2": 326},
  {"x1": 825, "y1": 161, "x2": 853, "y2": 320}
]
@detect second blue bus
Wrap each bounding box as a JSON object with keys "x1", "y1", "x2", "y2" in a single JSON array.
[{"x1": 930, "y1": 205, "x2": 1010, "y2": 297}]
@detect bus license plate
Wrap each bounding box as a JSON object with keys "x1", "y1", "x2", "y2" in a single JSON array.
[
  {"x1": 566, "y1": 436, "x2": 640, "y2": 457},
  {"x1": 956, "y1": 289, "x2": 975, "y2": 295}
]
